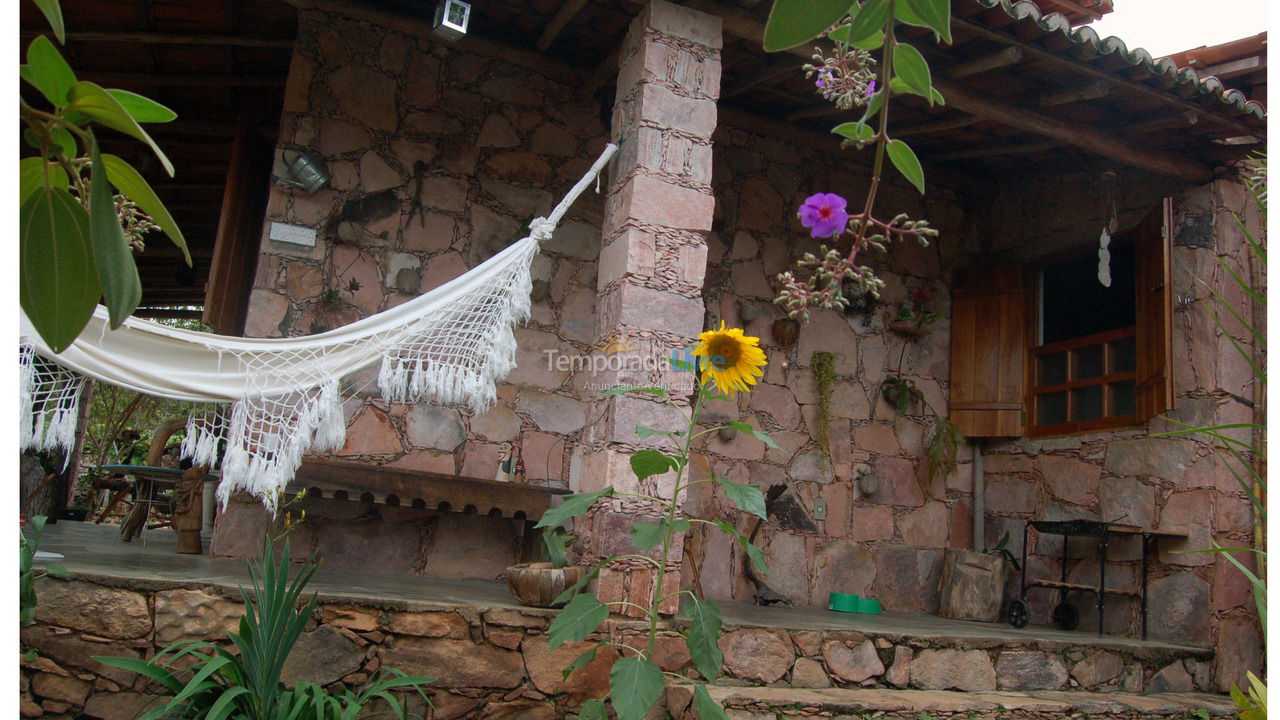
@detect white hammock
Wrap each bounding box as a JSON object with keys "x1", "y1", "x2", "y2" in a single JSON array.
[{"x1": 20, "y1": 144, "x2": 617, "y2": 512}]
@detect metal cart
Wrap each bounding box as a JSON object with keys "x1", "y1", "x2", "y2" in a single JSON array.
[{"x1": 1004, "y1": 519, "x2": 1186, "y2": 639}]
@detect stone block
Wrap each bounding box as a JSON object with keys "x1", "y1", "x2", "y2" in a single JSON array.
[
  {"x1": 822, "y1": 639, "x2": 884, "y2": 683},
  {"x1": 1070, "y1": 650, "x2": 1124, "y2": 689},
  {"x1": 336, "y1": 405, "x2": 403, "y2": 456},
  {"x1": 31, "y1": 673, "x2": 90, "y2": 706},
  {"x1": 610, "y1": 174, "x2": 715, "y2": 233},
  {"x1": 864, "y1": 457, "x2": 924, "y2": 507},
  {"x1": 404, "y1": 404, "x2": 466, "y2": 452},
  {"x1": 1147, "y1": 661, "x2": 1194, "y2": 693},
  {"x1": 381, "y1": 637, "x2": 524, "y2": 688},
  {"x1": 1098, "y1": 476, "x2": 1155, "y2": 529},
  {"x1": 598, "y1": 229, "x2": 657, "y2": 288},
  {"x1": 515, "y1": 390, "x2": 586, "y2": 434},
  {"x1": 910, "y1": 648, "x2": 996, "y2": 691},
  {"x1": 645, "y1": 0, "x2": 723, "y2": 50},
  {"x1": 899, "y1": 502, "x2": 949, "y2": 548},
  {"x1": 762, "y1": 532, "x2": 808, "y2": 603},
  {"x1": 34, "y1": 579, "x2": 150, "y2": 640},
  {"x1": 470, "y1": 404, "x2": 523, "y2": 443},
  {"x1": 20, "y1": 626, "x2": 141, "y2": 687},
  {"x1": 1104, "y1": 438, "x2": 1197, "y2": 480},
  {"x1": 1147, "y1": 572, "x2": 1211, "y2": 644},
  {"x1": 718, "y1": 628, "x2": 794, "y2": 684},
  {"x1": 995, "y1": 651, "x2": 1068, "y2": 690},
  {"x1": 281, "y1": 625, "x2": 365, "y2": 688},
  {"x1": 154, "y1": 589, "x2": 243, "y2": 644},
  {"x1": 421, "y1": 513, "x2": 519, "y2": 581},
  {"x1": 848, "y1": 506, "x2": 895, "y2": 542},
  {"x1": 790, "y1": 657, "x2": 831, "y2": 688},
  {"x1": 82, "y1": 691, "x2": 157, "y2": 720},
  {"x1": 1212, "y1": 616, "x2": 1264, "y2": 693},
  {"x1": 387, "y1": 611, "x2": 469, "y2": 639},
  {"x1": 1036, "y1": 454, "x2": 1101, "y2": 506},
  {"x1": 984, "y1": 474, "x2": 1037, "y2": 514},
  {"x1": 885, "y1": 646, "x2": 911, "y2": 688}
]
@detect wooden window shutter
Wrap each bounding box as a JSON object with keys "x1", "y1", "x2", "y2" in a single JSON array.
[
  {"x1": 949, "y1": 264, "x2": 1029, "y2": 437},
  {"x1": 1134, "y1": 200, "x2": 1174, "y2": 419}
]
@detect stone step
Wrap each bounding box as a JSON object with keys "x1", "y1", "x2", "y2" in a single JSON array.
[{"x1": 667, "y1": 684, "x2": 1237, "y2": 720}]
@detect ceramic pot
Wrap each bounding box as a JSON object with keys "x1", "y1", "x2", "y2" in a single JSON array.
[{"x1": 507, "y1": 562, "x2": 586, "y2": 608}]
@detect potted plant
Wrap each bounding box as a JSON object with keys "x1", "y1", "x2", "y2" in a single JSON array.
[
  {"x1": 884, "y1": 287, "x2": 939, "y2": 338},
  {"x1": 506, "y1": 526, "x2": 585, "y2": 608},
  {"x1": 937, "y1": 531, "x2": 1021, "y2": 623}
]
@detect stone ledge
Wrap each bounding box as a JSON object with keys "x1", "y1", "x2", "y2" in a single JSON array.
[{"x1": 668, "y1": 684, "x2": 1236, "y2": 720}]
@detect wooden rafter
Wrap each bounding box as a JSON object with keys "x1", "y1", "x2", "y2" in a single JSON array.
[
  {"x1": 18, "y1": 30, "x2": 294, "y2": 47},
  {"x1": 536, "y1": 0, "x2": 591, "y2": 51}
]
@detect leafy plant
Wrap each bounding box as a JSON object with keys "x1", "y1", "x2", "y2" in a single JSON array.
[
  {"x1": 20, "y1": 516, "x2": 68, "y2": 627},
  {"x1": 540, "y1": 338, "x2": 774, "y2": 720},
  {"x1": 540, "y1": 526, "x2": 574, "y2": 569},
  {"x1": 20, "y1": 0, "x2": 189, "y2": 353},
  {"x1": 986, "y1": 530, "x2": 1021, "y2": 573},
  {"x1": 96, "y1": 536, "x2": 433, "y2": 719}
]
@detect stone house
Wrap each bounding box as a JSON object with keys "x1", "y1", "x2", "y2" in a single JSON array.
[{"x1": 39, "y1": 0, "x2": 1263, "y2": 695}]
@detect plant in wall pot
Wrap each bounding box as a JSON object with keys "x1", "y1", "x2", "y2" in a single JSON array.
[
  {"x1": 540, "y1": 323, "x2": 774, "y2": 720},
  {"x1": 507, "y1": 526, "x2": 586, "y2": 608}
]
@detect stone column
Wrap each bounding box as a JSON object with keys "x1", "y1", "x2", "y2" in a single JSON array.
[{"x1": 571, "y1": 0, "x2": 721, "y2": 617}]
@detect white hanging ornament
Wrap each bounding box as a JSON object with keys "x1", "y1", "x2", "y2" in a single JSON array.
[{"x1": 1097, "y1": 227, "x2": 1112, "y2": 287}]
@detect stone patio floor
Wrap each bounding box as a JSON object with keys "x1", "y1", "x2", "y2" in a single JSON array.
[{"x1": 32, "y1": 519, "x2": 1208, "y2": 657}]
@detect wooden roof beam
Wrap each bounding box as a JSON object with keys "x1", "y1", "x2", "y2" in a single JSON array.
[
  {"x1": 81, "y1": 72, "x2": 285, "y2": 87},
  {"x1": 934, "y1": 139, "x2": 1062, "y2": 161},
  {"x1": 725, "y1": 60, "x2": 805, "y2": 98},
  {"x1": 1038, "y1": 79, "x2": 1109, "y2": 106},
  {"x1": 947, "y1": 46, "x2": 1023, "y2": 78},
  {"x1": 536, "y1": 0, "x2": 591, "y2": 51},
  {"x1": 19, "y1": 29, "x2": 293, "y2": 47}
]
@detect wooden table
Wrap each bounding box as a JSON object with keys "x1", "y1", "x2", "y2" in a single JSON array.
[
  {"x1": 99, "y1": 465, "x2": 218, "y2": 551},
  {"x1": 1008, "y1": 519, "x2": 1187, "y2": 639}
]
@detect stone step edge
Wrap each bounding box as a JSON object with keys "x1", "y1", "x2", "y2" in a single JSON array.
[{"x1": 666, "y1": 684, "x2": 1237, "y2": 718}]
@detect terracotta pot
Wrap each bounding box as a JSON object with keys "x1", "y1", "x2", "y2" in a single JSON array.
[{"x1": 507, "y1": 562, "x2": 587, "y2": 608}]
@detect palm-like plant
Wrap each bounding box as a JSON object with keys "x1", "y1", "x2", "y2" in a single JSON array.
[{"x1": 96, "y1": 536, "x2": 432, "y2": 719}]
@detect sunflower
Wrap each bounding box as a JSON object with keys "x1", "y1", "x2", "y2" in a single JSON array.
[{"x1": 692, "y1": 322, "x2": 768, "y2": 397}]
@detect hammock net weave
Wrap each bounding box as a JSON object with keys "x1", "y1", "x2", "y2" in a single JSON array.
[{"x1": 20, "y1": 144, "x2": 616, "y2": 512}]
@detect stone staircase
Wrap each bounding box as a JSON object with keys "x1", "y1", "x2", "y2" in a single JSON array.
[{"x1": 667, "y1": 685, "x2": 1237, "y2": 720}]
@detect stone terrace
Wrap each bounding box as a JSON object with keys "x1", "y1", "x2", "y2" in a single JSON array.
[{"x1": 23, "y1": 522, "x2": 1222, "y2": 720}]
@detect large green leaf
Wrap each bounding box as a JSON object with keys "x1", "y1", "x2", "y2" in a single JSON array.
[
  {"x1": 828, "y1": 25, "x2": 883, "y2": 50},
  {"x1": 846, "y1": 0, "x2": 891, "y2": 46},
  {"x1": 886, "y1": 139, "x2": 925, "y2": 195},
  {"x1": 31, "y1": 0, "x2": 65, "y2": 43},
  {"x1": 832, "y1": 122, "x2": 876, "y2": 143},
  {"x1": 19, "y1": 157, "x2": 69, "y2": 206},
  {"x1": 714, "y1": 475, "x2": 767, "y2": 519},
  {"x1": 535, "y1": 487, "x2": 614, "y2": 529},
  {"x1": 88, "y1": 138, "x2": 142, "y2": 329},
  {"x1": 608, "y1": 656, "x2": 664, "y2": 720},
  {"x1": 762, "y1": 0, "x2": 853, "y2": 52},
  {"x1": 901, "y1": 0, "x2": 953, "y2": 44},
  {"x1": 547, "y1": 593, "x2": 609, "y2": 650},
  {"x1": 579, "y1": 698, "x2": 607, "y2": 720},
  {"x1": 67, "y1": 81, "x2": 174, "y2": 176},
  {"x1": 20, "y1": 186, "x2": 99, "y2": 353},
  {"x1": 23, "y1": 36, "x2": 77, "y2": 107},
  {"x1": 889, "y1": 76, "x2": 946, "y2": 105},
  {"x1": 683, "y1": 596, "x2": 723, "y2": 681},
  {"x1": 105, "y1": 89, "x2": 178, "y2": 123},
  {"x1": 629, "y1": 521, "x2": 663, "y2": 551},
  {"x1": 715, "y1": 520, "x2": 769, "y2": 577},
  {"x1": 728, "y1": 421, "x2": 779, "y2": 449},
  {"x1": 693, "y1": 684, "x2": 730, "y2": 720},
  {"x1": 894, "y1": 43, "x2": 934, "y2": 106},
  {"x1": 101, "y1": 153, "x2": 190, "y2": 264},
  {"x1": 631, "y1": 449, "x2": 679, "y2": 481},
  {"x1": 562, "y1": 646, "x2": 599, "y2": 680}
]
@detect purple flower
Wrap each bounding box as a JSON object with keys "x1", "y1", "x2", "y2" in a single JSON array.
[
  {"x1": 798, "y1": 193, "x2": 848, "y2": 239},
  {"x1": 865, "y1": 80, "x2": 876, "y2": 97}
]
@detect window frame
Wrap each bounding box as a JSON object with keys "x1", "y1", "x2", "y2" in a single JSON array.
[{"x1": 1025, "y1": 325, "x2": 1142, "y2": 437}]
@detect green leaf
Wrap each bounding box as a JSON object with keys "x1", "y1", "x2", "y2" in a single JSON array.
[
  {"x1": 20, "y1": 186, "x2": 99, "y2": 353},
  {"x1": 631, "y1": 449, "x2": 678, "y2": 481},
  {"x1": 548, "y1": 593, "x2": 609, "y2": 651},
  {"x1": 683, "y1": 597, "x2": 723, "y2": 681},
  {"x1": 552, "y1": 555, "x2": 616, "y2": 606},
  {"x1": 714, "y1": 476, "x2": 767, "y2": 519},
  {"x1": 894, "y1": 43, "x2": 933, "y2": 106},
  {"x1": 100, "y1": 153, "x2": 190, "y2": 264},
  {"x1": 562, "y1": 646, "x2": 600, "y2": 680},
  {"x1": 829, "y1": 25, "x2": 883, "y2": 50},
  {"x1": 24, "y1": 36, "x2": 77, "y2": 106},
  {"x1": 714, "y1": 520, "x2": 769, "y2": 577},
  {"x1": 629, "y1": 521, "x2": 663, "y2": 551},
  {"x1": 32, "y1": 0, "x2": 66, "y2": 44},
  {"x1": 89, "y1": 137, "x2": 142, "y2": 329},
  {"x1": 579, "y1": 698, "x2": 607, "y2": 720},
  {"x1": 50, "y1": 128, "x2": 77, "y2": 159},
  {"x1": 832, "y1": 122, "x2": 876, "y2": 143},
  {"x1": 890, "y1": 76, "x2": 946, "y2": 105},
  {"x1": 608, "y1": 656, "x2": 664, "y2": 720},
  {"x1": 901, "y1": 0, "x2": 953, "y2": 44},
  {"x1": 636, "y1": 425, "x2": 681, "y2": 440},
  {"x1": 105, "y1": 89, "x2": 178, "y2": 123},
  {"x1": 762, "y1": 0, "x2": 854, "y2": 52},
  {"x1": 846, "y1": 0, "x2": 890, "y2": 45},
  {"x1": 535, "y1": 487, "x2": 614, "y2": 529},
  {"x1": 886, "y1": 139, "x2": 925, "y2": 195},
  {"x1": 727, "y1": 421, "x2": 780, "y2": 449},
  {"x1": 19, "y1": 157, "x2": 68, "y2": 206},
  {"x1": 67, "y1": 81, "x2": 174, "y2": 176},
  {"x1": 693, "y1": 684, "x2": 730, "y2": 720},
  {"x1": 857, "y1": 89, "x2": 886, "y2": 126},
  {"x1": 600, "y1": 385, "x2": 669, "y2": 399}
]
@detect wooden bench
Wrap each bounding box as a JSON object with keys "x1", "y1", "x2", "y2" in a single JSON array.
[{"x1": 288, "y1": 458, "x2": 569, "y2": 522}]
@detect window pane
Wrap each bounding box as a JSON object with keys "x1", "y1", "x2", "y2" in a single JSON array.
[
  {"x1": 1074, "y1": 344, "x2": 1104, "y2": 380},
  {"x1": 1037, "y1": 391, "x2": 1067, "y2": 426},
  {"x1": 1110, "y1": 337, "x2": 1136, "y2": 374},
  {"x1": 1039, "y1": 352, "x2": 1067, "y2": 386},
  {"x1": 1071, "y1": 385, "x2": 1103, "y2": 421},
  {"x1": 1110, "y1": 380, "x2": 1136, "y2": 417}
]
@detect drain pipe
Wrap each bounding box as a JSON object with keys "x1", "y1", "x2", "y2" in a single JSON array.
[{"x1": 972, "y1": 439, "x2": 984, "y2": 551}]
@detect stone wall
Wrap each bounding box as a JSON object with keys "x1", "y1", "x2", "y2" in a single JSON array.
[
  {"x1": 228, "y1": 10, "x2": 612, "y2": 576},
  {"x1": 21, "y1": 573, "x2": 1217, "y2": 719},
  {"x1": 973, "y1": 176, "x2": 1265, "y2": 692}
]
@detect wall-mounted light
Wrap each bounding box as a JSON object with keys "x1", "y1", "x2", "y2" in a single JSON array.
[
  {"x1": 433, "y1": 0, "x2": 471, "y2": 41},
  {"x1": 273, "y1": 148, "x2": 330, "y2": 194}
]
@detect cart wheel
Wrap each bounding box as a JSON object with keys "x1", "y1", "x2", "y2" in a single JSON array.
[
  {"x1": 1052, "y1": 602, "x2": 1079, "y2": 631},
  {"x1": 1005, "y1": 599, "x2": 1030, "y2": 628}
]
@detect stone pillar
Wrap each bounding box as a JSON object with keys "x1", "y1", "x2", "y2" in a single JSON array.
[{"x1": 571, "y1": 0, "x2": 721, "y2": 617}]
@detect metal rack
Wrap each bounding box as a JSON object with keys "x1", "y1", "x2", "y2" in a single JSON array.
[{"x1": 1005, "y1": 519, "x2": 1186, "y2": 639}]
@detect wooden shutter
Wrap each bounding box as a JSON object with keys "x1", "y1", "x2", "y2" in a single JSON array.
[
  {"x1": 1134, "y1": 200, "x2": 1173, "y2": 419},
  {"x1": 950, "y1": 264, "x2": 1030, "y2": 438}
]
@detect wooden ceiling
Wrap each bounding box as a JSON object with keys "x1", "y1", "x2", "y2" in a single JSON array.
[{"x1": 19, "y1": 0, "x2": 297, "y2": 310}]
